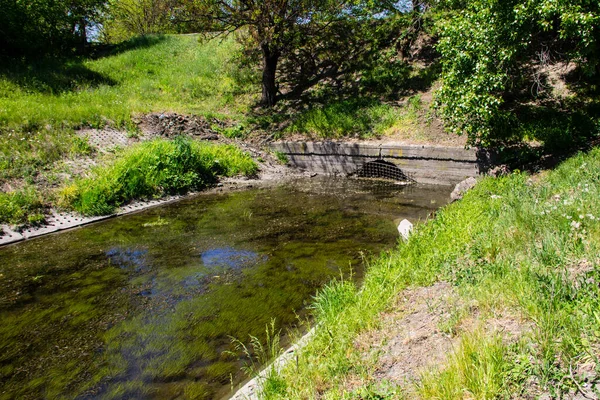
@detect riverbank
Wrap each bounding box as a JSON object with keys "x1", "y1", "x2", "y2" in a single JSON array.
[
  {"x1": 258, "y1": 147, "x2": 600, "y2": 399},
  {"x1": 0, "y1": 147, "x2": 308, "y2": 247}
]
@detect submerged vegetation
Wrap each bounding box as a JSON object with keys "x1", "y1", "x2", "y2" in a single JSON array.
[
  {"x1": 0, "y1": 178, "x2": 426, "y2": 399},
  {"x1": 264, "y1": 148, "x2": 600, "y2": 398}
]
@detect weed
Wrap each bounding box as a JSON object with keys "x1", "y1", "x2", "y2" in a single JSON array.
[
  {"x1": 228, "y1": 319, "x2": 287, "y2": 399},
  {"x1": 65, "y1": 137, "x2": 257, "y2": 216},
  {"x1": 274, "y1": 151, "x2": 289, "y2": 165},
  {"x1": 0, "y1": 186, "x2": 45, "y2": 225}
]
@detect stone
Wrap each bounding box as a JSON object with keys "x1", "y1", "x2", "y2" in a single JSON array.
[
  {"x1": 450, "y1": 177, "x2": 478, "y2": 201},
  {"x1": 398, "y1": 219, "x2": 413, "y2": 241}
]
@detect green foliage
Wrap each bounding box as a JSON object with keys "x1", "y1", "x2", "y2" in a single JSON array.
[
  {"x1": 182, "y1": 1, "x2": 404, "y2": 105},
  {"x1": 65, "y1": 138, "x2": 257, "y2": 216},
  {"x1": 0, "y1": 187, "x2": 45, "y2": 225},
  {"x1": 102, "y1": 0, "x2": 178, "y2": 43},
  {"x1": 434, "y1": 0, "x2": 600, "y2": 145},
  {"x1": 286, "y1": 100, "x2": 401, "y2": 139},
  {"x1": 0, "y1": 0, "x2": 106, "y2": 57}
]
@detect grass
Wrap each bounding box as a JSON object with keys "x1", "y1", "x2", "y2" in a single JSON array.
[
  {"x1": 262, "y1": 147, "x2": 600, "y2": 398},
  {"x1": 0, "y1": 127, "x2": 93, "y2": 184},
  {"x1": 0, "y1": 186, "x2": 45, "y2": 225},
  {"x1": 60, "y1": 137, "x2": 257, "y2": 216},
  {"x1": 0, "y1": 34, "x2": 256, "y2": 182},
  {"x1": 285, "y1": 99, "x2": 403, "y2": 139},
  {"x1": 0, "y1": 35, "x2": 257, "y2": 131},
  {"x1": 0, "y1": 34, "x2": 259, "y2": 226}
]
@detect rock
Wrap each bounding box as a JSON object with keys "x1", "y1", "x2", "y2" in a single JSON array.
[
  {"x1": 488, "y1": 165, "x2": 510, "y2": 177},
  {"x1": 450, "y1": 177, "x2": 478, "y2": 201},
  {"x1": 398, "y1": 219, "x2": 413, "y2": 241}
]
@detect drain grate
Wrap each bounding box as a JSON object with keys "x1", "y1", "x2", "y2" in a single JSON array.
[{"x1": 355, "y1": 160, "x2": 415, "y2": 183}]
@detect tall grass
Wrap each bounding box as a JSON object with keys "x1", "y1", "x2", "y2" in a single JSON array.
[
  {"x1": 0, "y1": 186, "x2": 45, "y2": 225},
  {"x1": 61, "y1": 137, "x2": 257, "y2": 216},
  {"x1": 268, "y1": 147, "x2": 600, "y2": 398}
]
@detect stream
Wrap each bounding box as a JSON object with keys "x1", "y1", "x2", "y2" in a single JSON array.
[{"x1": 0, "y1": 178, "x2": 450, "y2": 399}]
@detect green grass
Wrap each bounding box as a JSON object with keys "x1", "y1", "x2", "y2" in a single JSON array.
[
  {"x1": 0, "y1": 35, "x2": 257, "y2": 131},
  {"x1": 285, "y1": 99, "x2": 402, "y2": 139},
  {"x1": 61, "y1": 137, "x2": 257, "y2": 216},
  {"x1": 0, "y1": 34, "x2": 258, "y2": 225},
  {"x1": 264, "y1": 147, "x2": 600, "y2": 398},
  {"x1": 0, "y1": 127, "x2": 93, "y2": 184}
]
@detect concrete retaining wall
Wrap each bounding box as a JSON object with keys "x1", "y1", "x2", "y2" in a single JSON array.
[{"x1": 270, "y1": 141, "x2": 492, "y2": 185}]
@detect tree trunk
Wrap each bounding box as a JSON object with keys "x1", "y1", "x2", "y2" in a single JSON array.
[
  {"x1": 79, "y1": 18, "x2": 87, "y2": 54},
  {"x1": 261, "y1": 43, "x2": 280, "y2": 107}
]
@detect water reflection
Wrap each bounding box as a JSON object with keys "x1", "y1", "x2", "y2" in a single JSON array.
[{"x1": 201, "y1": 247, "x2": 265, "y2": 269}]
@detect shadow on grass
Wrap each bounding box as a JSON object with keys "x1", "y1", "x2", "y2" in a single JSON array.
[
  {"x1": 484, "y1": 101, "x2": 600, "y2": 173},
  {"x1": 0, "y1": 35, "x2": 166, "y2": 94},
  {"x1": 250, "y1": 59, "x2": 440, "y2": 138},
  {"x1": 87, "y1": 35, "x2": 167, "y2": 60}
]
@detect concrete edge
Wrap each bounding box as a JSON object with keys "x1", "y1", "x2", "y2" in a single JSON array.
[
  {"x1": 0, "y1": 179, "x2": 266, "y2": 248},
  {"x1": 231, "y1": 327, "x2": 317, "y2": 400}
]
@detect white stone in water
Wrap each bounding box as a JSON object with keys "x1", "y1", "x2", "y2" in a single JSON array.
[{"x1": 398, "y1": 219, "x2": 413, "y2": 241}]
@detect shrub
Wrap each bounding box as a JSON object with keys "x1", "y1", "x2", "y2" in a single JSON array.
[{"x1": 68, "y1": 137, "x2": 257, "y2": 216}]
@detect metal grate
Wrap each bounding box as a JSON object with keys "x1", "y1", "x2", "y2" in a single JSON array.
[{"x1": 355, "y1": 160, "x2": 415, "y2": 183}]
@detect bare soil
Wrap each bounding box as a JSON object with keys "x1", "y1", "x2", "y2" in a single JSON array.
[
  {"x1": 355, "y1": 282, "x2": 459, "y2": 395},
  {"x1": 352, "y1": 282, "x2": 535, "y2": 397}
]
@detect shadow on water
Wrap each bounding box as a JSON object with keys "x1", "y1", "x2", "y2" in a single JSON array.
[{"x1": 0, "y1": 178, "x2": 451, "y2": 399}]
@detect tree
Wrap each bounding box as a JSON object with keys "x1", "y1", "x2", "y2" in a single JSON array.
[
  {"x1": 434, "y1": 0, "x2": 600, "y2": 145},
  {"x1": 0, "y1": 0, "x2": 106, "y2": 57},
  {"x1": 181, "y1": 0, "x2": 398, "y2": 107},
  {"x1": 103, "y1": 0, "x2": 178, "y2": 43}
]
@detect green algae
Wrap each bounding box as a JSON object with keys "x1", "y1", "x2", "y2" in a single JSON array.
[{"x1": 0, "y1": 178, "x2": 449, "y2": 399}]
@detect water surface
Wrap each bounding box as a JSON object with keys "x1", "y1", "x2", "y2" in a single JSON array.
[{"x1": 0, "y1": 178, "x2": 450, "y2": 399}]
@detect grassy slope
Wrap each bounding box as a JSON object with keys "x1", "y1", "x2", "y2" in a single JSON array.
[
  {"x1": 0, "y1": 35, "x2": 255, "y2": 130},
  {"x1": 0, "y1": 35, "x2": 258, "y2": 225},
  {"x1": 0, "y1": 34, "x2": 256, "y2": 186},
  {"x1": 265, "y1": 148, "x2": 600, "y2": 399}
]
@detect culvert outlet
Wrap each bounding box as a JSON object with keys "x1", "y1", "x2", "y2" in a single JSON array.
[{"x1": 355, "y1": 160, "x2": 415, "y2": 183}]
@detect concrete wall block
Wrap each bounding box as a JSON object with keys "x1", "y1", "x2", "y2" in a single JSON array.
[{"x1": 271, "y1": 141, "x2": 483, "y2": 185}]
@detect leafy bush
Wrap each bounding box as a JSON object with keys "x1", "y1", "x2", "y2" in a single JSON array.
[
  {"x1": 67, "y1": 138, "x2": 257, "y2": 216},
  {"x1": 435, "y1": 0, "x2": 600, "y2": 145}
]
